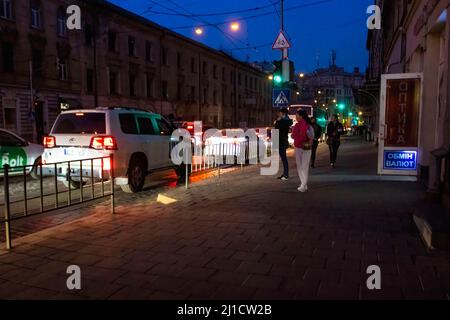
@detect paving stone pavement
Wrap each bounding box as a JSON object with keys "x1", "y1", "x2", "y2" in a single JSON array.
[{"x1": 0, "y1": 137, "x2": 449, "y2": 300}]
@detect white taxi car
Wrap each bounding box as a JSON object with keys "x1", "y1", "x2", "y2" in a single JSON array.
[
  {"x1": 41, "y1": 107, "x2": 182, "y2": 193},
  {"x1": 0, "y1": 129, "x2": 43, "y2": 179}
]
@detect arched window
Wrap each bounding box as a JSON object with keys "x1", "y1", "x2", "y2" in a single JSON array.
[
  {"x1": 57, "y1": 7, "x2": 66, "y2": 36},
  {"x1": 30, "y1": 0, "x2": 41, "y2": 28}
]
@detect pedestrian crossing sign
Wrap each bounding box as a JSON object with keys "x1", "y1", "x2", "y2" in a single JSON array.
[{"x1": 273, "y1": 89, "x2": 291, "y2": 108}]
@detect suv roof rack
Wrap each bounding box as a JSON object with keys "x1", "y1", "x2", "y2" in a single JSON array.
[{"x1": 96, "y1": 106, "x2": 154, "y2": 113}]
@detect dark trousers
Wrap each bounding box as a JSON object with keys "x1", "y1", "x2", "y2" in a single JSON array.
[
  {"x1": 311, "y1": 140, "x2": 319, "y2": 166},
  {"x1": 279, "y1": 146, "x2": 289, "y2": 177},
  {"x1": 328, "y1": 140, "x2": 340, "y2": 164}
]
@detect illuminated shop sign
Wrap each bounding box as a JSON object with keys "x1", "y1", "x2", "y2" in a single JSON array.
[{"x1": 383, "y1": 151, "x2": 417, "y2": 170}]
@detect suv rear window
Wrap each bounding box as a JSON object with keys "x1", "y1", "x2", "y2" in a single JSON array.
[{"x1": 53, "y1": 113, "x2": 106, "y2": 134}]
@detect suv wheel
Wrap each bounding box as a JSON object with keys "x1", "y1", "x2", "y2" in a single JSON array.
[{"x1": 122, "y1": 157, "x2": 146, "y2": 193}]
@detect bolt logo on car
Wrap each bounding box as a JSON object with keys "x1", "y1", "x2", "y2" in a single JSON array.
[{"x1": 1, "y1": 146, "x2": 27, "y2": 171}]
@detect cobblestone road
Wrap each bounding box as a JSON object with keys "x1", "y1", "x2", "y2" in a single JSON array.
[{"x1": 0, "y1": 137, "x2": 449, "y2": 300}]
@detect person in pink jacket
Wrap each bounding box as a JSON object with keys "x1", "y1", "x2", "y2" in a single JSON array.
[{"x1": 291, "y1": 110, "x2": 315, "y2": 192}]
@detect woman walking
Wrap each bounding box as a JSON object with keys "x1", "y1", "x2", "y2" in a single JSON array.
[
  {"x1": 326, "y1": 114, "x2": 345, "y2": 168},
  {"x1": 292, "y1": 110, "x2": 315, "y2": 193}
]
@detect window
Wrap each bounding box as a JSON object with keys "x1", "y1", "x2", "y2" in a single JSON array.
[
  {"x1": 190, "y1": 57, "x2": 196, "y2": 73},
  {"x1": 3, "y1": 106, "x2": 17, "y2": 132},
  {"x1": 213, "y1": 90, "x2": 217, "y2": 105},
  {"x1": 137, "y1": 117, "x2": 155, "y2": 135},
  {"x1": 145, "y1": 73, "x2": 154, "y2": 98},
  {"x1": 222, "y1": 67, "x2": 226, "y2": 81},
  {"x1": 56, "y1": 8, "x2": 66, "y2": 36},
  {"x1": 129, "y1": 73, "x2": 136, "y2": 96},
  {"x1": 238, "y1": 73, "x2": 242, "y2": 85},
  {"x1": 177, "y1": 52, "x2": 182, "y2": 69},
  {"x1": 162, "y1": 81, "x2": 168, "y2": 100},
  {"x1": 128, "y1": 36, "x2": 136, "y2": 57},
  {"x1": 86, "y1": 69, "x2": 94, "y2": 93},
  {"x1": 145, "y1": 41, "x2": 153, "y2": 61},
  {"x1": 0, "y1": 0, "x2": 12, "y2": 19},
  {"x1": 2, "y1": 41, "x2": 14, "y2": 72},
  {"x1": 58, "y1": 58, "x2": 67, "y2": 80},
  {"x1": 119, "y1": 114, "x2": 138, "y2": 134},
  {"x1": 155, "y1": 118, "x2": 172, "y2": 135},
  {"x1": 53, "y1": 113, "x2": 106, "y2": 134},
  {"x1": 213, "y1": 64, "x2": 217, "y2": 79},
  {"x1": 108, "y1": 30, "x2": 117, "y2": 52},
  {"x1": 109, "y1": 70, "x2": 118, "y2": 94},
  {"x1": 162, "y1": 47, "x2": 169, "y2": 66},
  {"x1": 32, "y1": 48, "x2": 43, "y2": 77},
  {"x1": 30, "y1": 1, "x2": 41, "y2": 28},
  {"x1": 85, "y1": 24, "x2": 93, "y2": 46},
  {"x1": 202, "y1": 61, "x2": 207, "y2": 75}
]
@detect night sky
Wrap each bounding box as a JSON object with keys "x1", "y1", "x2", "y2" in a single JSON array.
[{"x1": 108, "y1": 0, "x2": 372, "y2": 73}]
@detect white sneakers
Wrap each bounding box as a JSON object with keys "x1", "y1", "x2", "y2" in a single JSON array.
[{"x1": 297, "y1": 185, "x2": 308, "y2": 193}]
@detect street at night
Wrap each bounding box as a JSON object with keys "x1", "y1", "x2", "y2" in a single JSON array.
[{"x1": 0, "y1": 0, "x2": 450, "y2": 314}]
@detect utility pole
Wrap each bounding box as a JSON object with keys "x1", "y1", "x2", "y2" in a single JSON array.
[
  {"x1": 93, "y1": 10, "x2": 99, "y2": 109},
  {"x1": 29, "y1": 60, "x2": 37, "y2": 143}
]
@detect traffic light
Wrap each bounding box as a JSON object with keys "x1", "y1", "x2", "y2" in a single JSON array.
[
  {"x1": 272, "y1": 60, "x2": 283, "y2": 87},
  {"x1": 338, "y1": 103, "x2": 345, "y2": 111}
]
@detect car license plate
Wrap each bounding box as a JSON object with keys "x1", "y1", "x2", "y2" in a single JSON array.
[{"x1": 63, "y1": 148, "x2": 85, "y2": 157}]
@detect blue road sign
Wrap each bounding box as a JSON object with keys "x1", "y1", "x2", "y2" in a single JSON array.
[
  {"x1": 273, "y1": 89, "x2": 290, "y2": 109},
  {"x1": 383, "y1": 150, "x2": 417, "y2": 170}
]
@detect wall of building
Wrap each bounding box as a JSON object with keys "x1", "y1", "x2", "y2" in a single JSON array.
[{"x1": 0, "y1": 0, "x2": 272, "y2": 142}]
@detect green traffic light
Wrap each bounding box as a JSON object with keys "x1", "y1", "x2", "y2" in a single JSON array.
[
  {"x1": 274, "y1": 75, "x2": 283, "y2": 84},
  {"x1": 349, "y1": 112, "x2": 353, "y2": 117},
  {"x1": 338, "y1": 103, "x2": 345, "y2": 110}
]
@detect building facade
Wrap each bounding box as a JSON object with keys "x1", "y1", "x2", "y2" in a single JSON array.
[
  {"x1": 295, "y1": 55, "x2": 365, "y2": 123},
  {"x1": 366, "y1": 0, "x2": 449, "y2": 201},
  {"x1": 0, "y1": 0, "x2": 273, "y2": 143}
]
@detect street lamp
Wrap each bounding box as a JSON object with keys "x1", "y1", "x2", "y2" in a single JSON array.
[
  {"x1": 230, "y1": 22, "x2": 240, "y2": 31},
  {"x1": 268, "y1": 75, "x2": 273, "y2": 81},
  {"x1": 299, "y1": 73, "x2": 304, "y2": 78}
]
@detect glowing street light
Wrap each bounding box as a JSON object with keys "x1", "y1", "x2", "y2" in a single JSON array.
[
  {"x1": 358, "y1": 111, "x2": 363, "y2": 116},
  {"x1": 296, "y1": 92, "x2": 300, "y2": 95},
  {"x1": 333, "y1": 99, "x2": 337, "y2": 103},
  {"x1": 230, "y1": 22, "x2": 240, "y2": 31},
  {"x1": 268, "y1": 75, "x2": 273, "y2": 81},
  {"x1": 195, "y1": 27, "x2": 203, "y2": 35},
  {"x1": 299, "y1": 73, "x2": 305, "y2": 78}
]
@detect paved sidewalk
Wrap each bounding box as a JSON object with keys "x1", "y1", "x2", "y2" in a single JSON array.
[{"x1": 0, "y1": 137, "x2": 449, "y2": 300}]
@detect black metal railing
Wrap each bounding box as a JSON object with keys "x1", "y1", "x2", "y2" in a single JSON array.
[{"x1": 1, "y1": 154, "x2": 115, "y2": 250}]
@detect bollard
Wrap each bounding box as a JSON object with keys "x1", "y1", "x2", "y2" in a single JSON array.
[
  {"x1": 3, "y1": 165, "x2": 12, "y2": 250},
  {"x1": 110, "y1": 154, "x2": 115, "y2": 214},
  {"x1": 185, "y1": 162, "x2": 189, "y2": 189}
]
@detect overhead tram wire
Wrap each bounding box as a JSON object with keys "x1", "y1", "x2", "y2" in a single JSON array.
[
  {"x1": 144, "y1": 1, "x2": 281, "y2": 17},
  {"x1": 168, "y1": 0, "x2": 333, "y2": 30},
  {"x1": 149, "y1": 0, "x2": 251, "y2": 52}
]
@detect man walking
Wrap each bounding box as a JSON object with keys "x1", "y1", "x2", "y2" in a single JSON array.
[
  {"x1": 310, "y1": 117, "x2": 323, "y2": 168},
  {"x1": 274, "y1": 108, "x2": 293, "y2": 180},
  {"x1": 326, "y1": 114, "x2": 345, "y2": 169}
]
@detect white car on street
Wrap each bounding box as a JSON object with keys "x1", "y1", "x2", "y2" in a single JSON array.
[
  {"x1": 41, "y1": 107, "x2": 182, "y2": 193},
  {"x1": 0, "y1": 129, "x2": 43, "y2": 179}
]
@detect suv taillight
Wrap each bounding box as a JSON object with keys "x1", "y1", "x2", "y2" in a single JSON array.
[
  {"x1": 90, "y1": 136, "x2": 117, "y2": 150},
  {"x1": 43, "y1": 136, "x2": 56, "y2": 148}
]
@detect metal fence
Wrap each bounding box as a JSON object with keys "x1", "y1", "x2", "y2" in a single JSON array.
[
  {"x1": 184, "y1": 138, "x2": 265, "y2": 188},
  {"x1": 1, "y1": 155, "x2": 115, "y2": 250}
]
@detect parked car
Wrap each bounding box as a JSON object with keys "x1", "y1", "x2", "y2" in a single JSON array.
[
  {"x1": 0, "y1": 129, "x2": 43, "y2": 179},
  {"x1": 41, "y1": 107, "x2": 184, "y2": 193}
]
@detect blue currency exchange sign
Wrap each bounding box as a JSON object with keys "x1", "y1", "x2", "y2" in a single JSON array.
[{"x1": 383, "y1": 151, "x2": 417, "y2": 170}]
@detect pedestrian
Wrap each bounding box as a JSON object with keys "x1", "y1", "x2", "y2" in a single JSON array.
[
  {"x1": 274, "y1": 108, "x2": 293, "y2": 180},
  {"x1": 310, "y1": 116, "x2": 323, "y2": 168},
  {"x1": 292, "y1": 110, "x2": 315, "y2": 192},
  {"x1": 326, "y1": 114, "x2": 345, "y2": 169}
]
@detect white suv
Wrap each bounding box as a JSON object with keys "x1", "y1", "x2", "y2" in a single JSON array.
[{"x1": 42, "y1": 107, "x2": 181, "y2": 193}]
